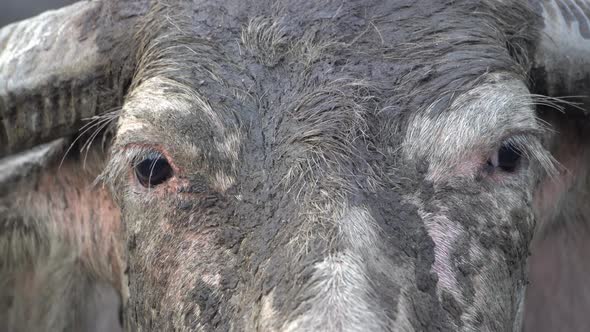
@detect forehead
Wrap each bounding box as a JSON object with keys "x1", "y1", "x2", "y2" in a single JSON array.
[{"x1": 116, "y1": 0, "x2": 533, "y2": 152}]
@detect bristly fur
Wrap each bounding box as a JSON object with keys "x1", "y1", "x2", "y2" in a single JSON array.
[
  {"x1": 4, "y1": 0, "x2": 588, "y2": 331},
  {"x1": 100, "y1": 1, "x2": 553, "y2": 331}
]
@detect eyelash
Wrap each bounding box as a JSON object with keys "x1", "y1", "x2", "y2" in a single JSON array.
[{"x1": 483, "y1": 134, "x2": 556, "y2": 177}]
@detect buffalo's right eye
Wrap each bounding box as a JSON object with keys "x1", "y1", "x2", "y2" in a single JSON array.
[{"x1": 134, "y1": 153, "x2": 173, "y2": 188}]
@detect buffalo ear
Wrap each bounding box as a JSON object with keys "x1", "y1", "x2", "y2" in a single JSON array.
[
  {"x1": 529, "y1": 0, "x2": 590, "y2": 112},
  {"x1": 0, "y1": 140, "x2": 125, "y2": 331}
]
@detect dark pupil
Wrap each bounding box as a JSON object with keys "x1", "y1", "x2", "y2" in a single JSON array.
[
  {"x1": 497, "y1": 143, "x2": 521, "y2": 172},
  {"x1": 134, "y1": 155, "x2": 173, "y2": 187}
]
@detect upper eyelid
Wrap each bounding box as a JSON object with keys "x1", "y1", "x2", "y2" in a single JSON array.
[
  {"x1": 130, "y1": 150, "x2": 164, "y2": 167},
  {"x1": 483, "y1": 122, "x2": 549, "y2": 152},
  {"x1": 119, "y1": 143, "x2": 181, "y2": 172},
  {"x1": 487, "y1": 133, "x2": 540, "y2": 158}
]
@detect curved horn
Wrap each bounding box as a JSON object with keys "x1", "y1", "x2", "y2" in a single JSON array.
[
  {"x1": 0, "y1": 1, "x2": 147, "y2": 158},
  {"x1": 530, "y1": 0, "x2": 590, "y2": 109}
]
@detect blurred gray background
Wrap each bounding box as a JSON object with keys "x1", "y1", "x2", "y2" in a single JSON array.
[{"x1": 0, "y1": 0, "x2": 77, "y2": 27}]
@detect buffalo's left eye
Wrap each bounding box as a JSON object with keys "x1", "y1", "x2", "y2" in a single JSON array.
[
  {"x1": 134, "y1": 153, "x2": 173, "y2": 187},
  {"x1": 488, "y1": 142, "x2": 522, "y2": 173}
]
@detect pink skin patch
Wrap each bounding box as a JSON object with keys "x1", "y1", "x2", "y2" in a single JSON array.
[
  {"x1": 427, "y1": 151, "x2": 483, "y2": 182},
  {"x1": 28, "y1": 158, "x2": 124, "y2": 292},
  {"x1": 427, "y1": 153, "x2": 484, "y2": 182}
]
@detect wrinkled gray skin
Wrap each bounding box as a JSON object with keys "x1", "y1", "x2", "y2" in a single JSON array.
[{"x1": 1, "y1": 0, "x2": 590, "y2": 331}]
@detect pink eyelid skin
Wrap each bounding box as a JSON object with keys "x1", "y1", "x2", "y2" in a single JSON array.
[{"x1": 440, "y1": 148, "x2": 521, "y2": 182}]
